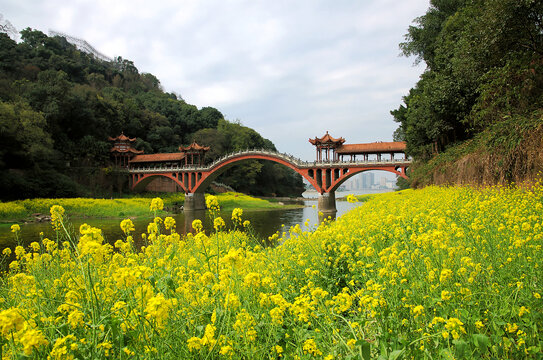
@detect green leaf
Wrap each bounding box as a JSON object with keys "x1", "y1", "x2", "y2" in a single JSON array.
[
  {"x1": 453, "y1": 339, "x2": 468, "y2": 357},
  {"x1": 359, "y1": 340, "x2": 371, "y2": 360},
  {"x1": 472, "y1": 333, "x2": 489, "y2": 351},
  {"x1": 389, "y1": 349, "x2": 404, "y2": 360}
]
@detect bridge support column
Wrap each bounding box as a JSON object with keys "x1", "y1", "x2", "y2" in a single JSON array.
[
  {"x1": 318, "y1": 191, "x2": 337, "y2": 214},
  {"x1": 184, "y1": 192, "x2": 206, "y2": 211}
]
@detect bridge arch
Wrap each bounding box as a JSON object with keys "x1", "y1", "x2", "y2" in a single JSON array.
[
  {"x1": 190, "y1": 153, "x2": 320, "y2": 194},
  {"x1": 325, "y1": 166, "x2": 408, "y2": 193},
  {"x1": 132, "y1": 173, "x2": 187, "y2": 193}
]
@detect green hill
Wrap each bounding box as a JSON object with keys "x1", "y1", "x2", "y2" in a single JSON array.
[{"x1": 0, "y1": 28, "x2": 304, "y2": 200}]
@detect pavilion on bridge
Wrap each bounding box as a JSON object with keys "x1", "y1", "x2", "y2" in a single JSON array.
[
  {"x1": 309, "y1": 132, "x2": 407, "y2": 162},
  {"x1": 108, "y1": 133, "x2": 144, "y2": 168}
]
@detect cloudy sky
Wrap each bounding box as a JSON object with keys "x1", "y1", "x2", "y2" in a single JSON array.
[{"x1": 3, "y1": 0, "x2": 429, "y2": 161}]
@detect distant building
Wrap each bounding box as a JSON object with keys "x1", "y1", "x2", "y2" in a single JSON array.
[{"x1": 362, "y1": 172, "x2": 374, "y2": 189}]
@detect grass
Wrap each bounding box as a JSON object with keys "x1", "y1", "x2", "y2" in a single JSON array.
[
  {"x1": 211, "y1": 192, "x2": 302, "y2": 212},
  {"x1": 0, "y1": 192, "x2": 297, "y2": 222}
]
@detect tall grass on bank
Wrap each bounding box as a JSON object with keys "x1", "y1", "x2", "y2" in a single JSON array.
[
  {"x1": 0, "y1": 197, "x2": 176, "y2": 221},
  {"x1": 1, "y1": 185, "x2": 542, "y2": 359},
  {"x1": 0, "y1": 192, "x2": 289, "y2": 222}
]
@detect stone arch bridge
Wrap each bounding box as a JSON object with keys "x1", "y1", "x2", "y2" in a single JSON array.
[{"x1": 128, "y1": 149, "x2": 410, "y2": 213}]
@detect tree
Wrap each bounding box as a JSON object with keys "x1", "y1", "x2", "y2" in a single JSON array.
[
  {"x1": 394, "y1": 0, "x2": 543, "y2": 159},
  {"x1": 0, "y1": 100, "x2": 53, "y2": 168}
]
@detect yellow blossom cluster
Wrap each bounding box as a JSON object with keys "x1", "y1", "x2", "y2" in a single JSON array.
[{"x1": 0, "y1": 184, "x2": 542, "y2": 358}]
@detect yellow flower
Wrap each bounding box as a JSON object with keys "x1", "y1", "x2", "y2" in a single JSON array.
[
  {"x1": 269, "y1": 307, "x2": 284, "y2": 325},
  {"x1": 19, "y1": 327, "x2": 49, "y2": 355},
  {"x1": 50, "y1": 205, "x2": 65, "y2": 231},
  {"x1": 213, "y1": 217, "x2": 225, "y2": 232},
  {"x1": 333, "y1": 292, "x2": 353, "y2": 313},
  {"x1": 192, "y1": 219, "x2": 203, "y2": 233},
  {"x1": 225, "y1": 293, "x2": 240, "y2": 309},
  {"x1": 0, "y1": 307, "x2": 24, "y2": 336},
  {"x1": 412, "y1": 305, "x2": 424, "y2": 318},
  {"x1": 120, "y1": 219, "x2": 135, "y2": 234},
  {"x1": 346, "y1": 194, "x2": 358, "y2": 203},
  {"x1": 201, "y1": 271, "x2": 215, "y2": 285},
  {"x1": 49, "y1": 334, "x2": 78, "y2": 359},
  {"x1": 441, "y1": 290, "x2": 453, "y2": 301},
  {"x1": 10, "y1": 224, "x2": 20, "y2": 233},
  {"x1": 187, "y1": 337, "x2": 202, "y2": 351},
  {"x1": 201, "y1": 324, "x2": 216, "y2": 348},
  {"x1": 232, "y1": 208, "x2": 243, "y2": 225},
  {"x1": 244, "y1": 272, "x2": 261, "y2": 287},
  {"x1": 302, "y1": 339, "x2": 323, "y2": 356},
  {"x1": 145, "y1": 293, "x2": 178, "y2": 329},
  {"x1": 439, "y1": 268, "x2": 453, "y2": 283},
  {"x1": 150, "y1": 197, "x2": 164, "y2": 212},
  {"x1": 97, "y1": 341, "x2": 113, "y2": 357},
  {"x1": 518, "y1": 306, "x2": 530, "y2": 317},
  {"x1": 206, "y1": 195, "x2": 220, "y2": 213},
  {"x1": 67, "y1": 310, "x2": 85, "y2": 329},
  {"x1": 220, "y1": 345, "x2": 233, "y2": 355},
  {"x1": 147, "y1": 222, "x2": 158, "y2": 235},
  {"x1": 506, "y1": 323, "x2": 518, "y2": 333},
  {"x1": 164, "y1": 216, "x2": 176, "y2": 230}
]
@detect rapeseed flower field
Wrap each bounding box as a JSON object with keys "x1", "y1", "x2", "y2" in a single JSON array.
[{"x1": 1, "y1": 185, "x2": 542, "y2": 359}]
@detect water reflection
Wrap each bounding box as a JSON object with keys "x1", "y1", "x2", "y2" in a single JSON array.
[{"x1": 0, "y1": 196, "x2": 372, "y2": 249}]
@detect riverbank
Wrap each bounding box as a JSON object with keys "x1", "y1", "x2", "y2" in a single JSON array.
[{"x1": 0, "y1": 192, "x2": 302, "y2": 223}]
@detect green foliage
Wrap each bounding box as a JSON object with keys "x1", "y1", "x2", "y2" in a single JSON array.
[
  {"x1": 394, "y1": 0, "x2": 543, "y2": 167},
  {"x1": 0, "y1": 28, "x2": 304, "y2": 199}
]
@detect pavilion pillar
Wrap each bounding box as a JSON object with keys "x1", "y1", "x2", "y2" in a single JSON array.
[
  {"x1": 184, "y1": 191, "x2": 206, "y2": 211},
  {"x1": 318, "y1": 191, "x2": 337, "y2": 214}
]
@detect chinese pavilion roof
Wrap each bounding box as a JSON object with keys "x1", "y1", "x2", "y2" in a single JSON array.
[
  {"x1": 309, "y1": 131, "x2": 346, "y2": 146},
  {"x1": 130, "y1": 153, "x2": 186, "y2": 163},
  {"x1": 108, "y1": 132, "x2": 137, "y2": 142},
  {"x1": 336, "y1": 141, "x2": 406, "y2": 154},
  {"x1": 179, "y1": 142, "x2": 210, "y2": 152}
]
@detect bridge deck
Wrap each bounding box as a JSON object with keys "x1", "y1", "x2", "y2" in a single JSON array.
[{"x1": 128, "y1": 149, "x2": 411, "y2": 173}]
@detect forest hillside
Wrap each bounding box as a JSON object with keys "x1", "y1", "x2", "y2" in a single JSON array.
[
  {"x1": 0, "y1": 29, "x2": 304, "y2": 200},
  {"x1": 393, "y1": 0, "x2": 543, "y2": 187}
]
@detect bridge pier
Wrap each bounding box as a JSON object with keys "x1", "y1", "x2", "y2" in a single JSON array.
[
  {"x1": 184, "y1": 192, "x2": 206, "y2": 211},
  {"x1": 318, "y1": 191, "x2": 337, "y2": 214}
]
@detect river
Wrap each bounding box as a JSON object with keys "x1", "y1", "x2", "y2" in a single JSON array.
[{"x1": 0, "y1": 189, "x2": 392, "y2": 250}]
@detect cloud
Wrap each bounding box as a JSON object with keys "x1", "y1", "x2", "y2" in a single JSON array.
[{"x1": 3, "y1": 0, "x2": 429, "y2": 161}]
